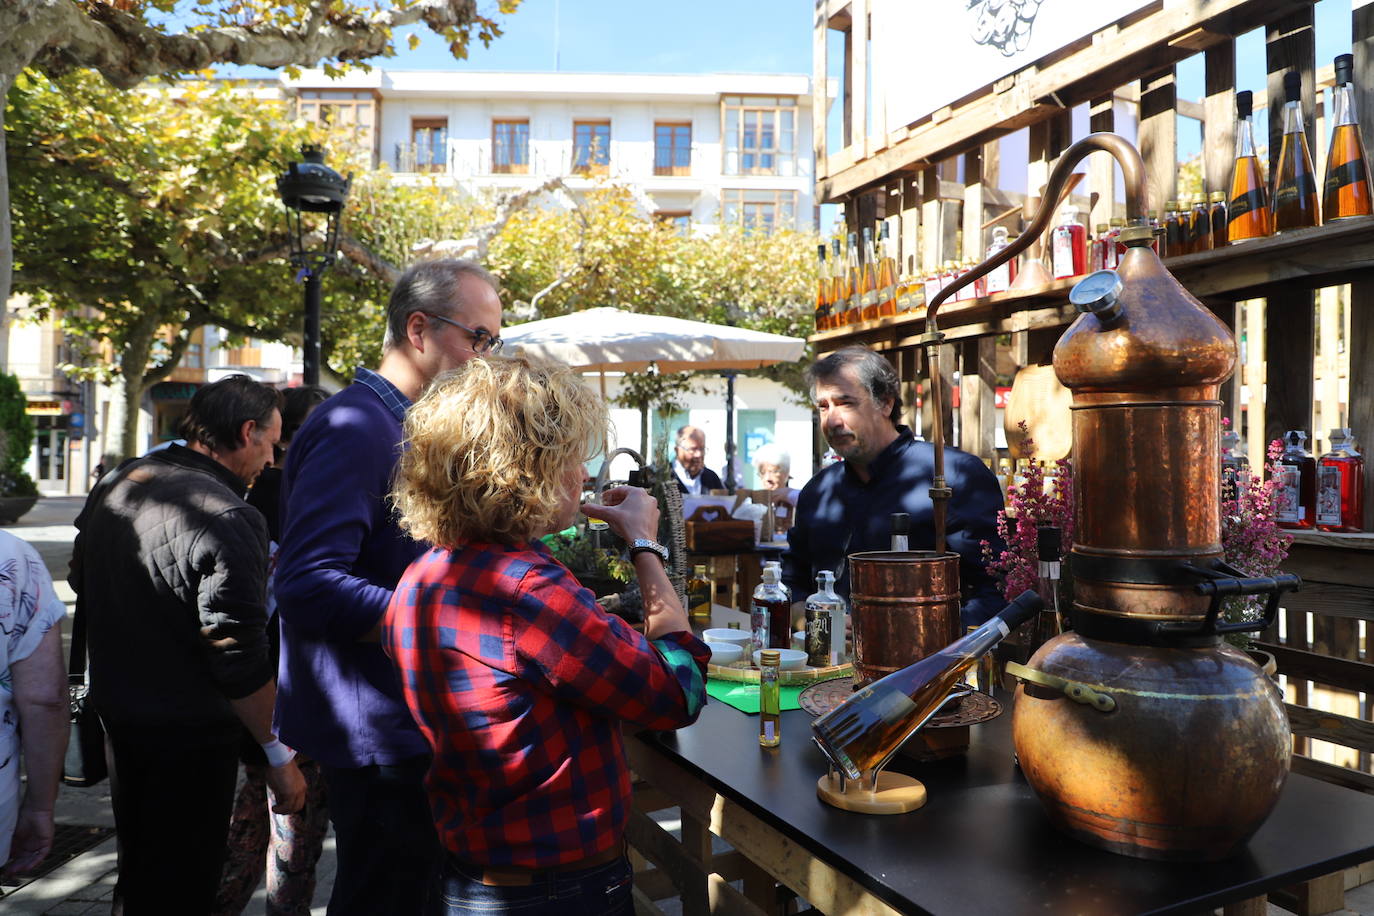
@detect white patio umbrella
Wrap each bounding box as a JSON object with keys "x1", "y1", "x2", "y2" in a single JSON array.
[{"x1": 502, "y1": 307, "x2": 807, "y2": 487}]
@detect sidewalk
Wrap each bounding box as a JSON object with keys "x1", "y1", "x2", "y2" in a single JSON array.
[{"x1": 0, "y1": 497, "x2": 336, "y2": 914}]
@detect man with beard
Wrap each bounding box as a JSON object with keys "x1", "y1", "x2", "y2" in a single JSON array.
[
  {"x1": 782, "y1": 346, "x2": 1006, "y2": 625},
  {"x1": 671, "y1": 425, "x2": 724, "y2": 495}
]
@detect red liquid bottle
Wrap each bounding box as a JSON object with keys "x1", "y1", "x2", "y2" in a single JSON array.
[
  {"x1": 753, "y1": 563, "x2": 792, "y2": 651},
  {"x1": 1276, "y1": 430, "x2": 1317, "y2": 530},
  {"x1": 1316, "y1": 428, "x2": 1364, "y2": 532},
  {"x1": 1050, "y1": 206, "x2": 1086, "y2": 279}
]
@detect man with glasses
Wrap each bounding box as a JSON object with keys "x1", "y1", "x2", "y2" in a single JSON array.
[
  {"x1": 672, "y1": 425, "x2": 724, "y2": 495},
  {"x1": 274, "y1": 259, "x2": 502, "y2": 915}
]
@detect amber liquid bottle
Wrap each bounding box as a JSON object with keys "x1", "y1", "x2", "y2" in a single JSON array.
[
  {"x1": 1191, "y1": 195, "x2": 1212, "y2": 254},
  {"x1": 859, "y1": 227, "x2": 879, "y2": 322},
  {"x1": 844, "y1": 232, "x2": 862, "y2": 326},
  {"x1": 811, "y1": 592, "x2": 1041, "y2": 780},
  {"x1": 1272, "y1": 70, "x2": 1320, "y2": 232},
  {"x1": 830, "y1": 237, "x2": 849, "y2": 326},
  {"x1": 813, "y1": 244, "x2": 831, "y2": 332},
  {"x1": 876, "y1": 222, "x2": 898, "y2": 317},
  {"x1": 1228, "y1": 90, "x2": 1273, "y2": 242},
  {"x1": 1209, "y1": 190, "x2": 1228, "y2": 249},
  {"x1": 1323, "y1": 54, "x2": 1373, "y2": 222}
]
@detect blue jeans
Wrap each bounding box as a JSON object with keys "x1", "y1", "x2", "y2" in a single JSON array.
[{"x1": 431, "y1": 855, "x2": 633, "y2": 915}]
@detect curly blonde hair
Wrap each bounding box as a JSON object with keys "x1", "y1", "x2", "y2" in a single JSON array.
[{"x1": 392, "y1": 356, "x2": 608, "y2": 547}]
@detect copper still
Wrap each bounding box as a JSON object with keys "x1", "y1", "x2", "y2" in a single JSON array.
[
  {"x1": 849, "y1": 550, "x2": 961, "y2": 686},
  {"x1": 924, "y1": 133, "x2": 1300, "y2": 861}
]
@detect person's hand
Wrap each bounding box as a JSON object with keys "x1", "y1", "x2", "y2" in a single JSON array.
[
  {"x1": 265, "y1": 758, "x2": 307, "y2": 815},
  {"x1": 582, "y1": 486, "x2": 659, "y2": 543},
  {"x1": 2, "y1": 802, "x2": 54, "y2": 876}
]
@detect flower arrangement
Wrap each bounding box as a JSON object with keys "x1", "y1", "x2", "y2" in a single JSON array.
[
  {"x1": 1220, "y1": 428, "x2": 1292, "y2": 642},
  {"x1": 981, "y1": 424, "x2": 1074, "y2": 602}
]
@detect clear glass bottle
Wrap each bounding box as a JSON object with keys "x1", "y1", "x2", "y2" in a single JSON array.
[
  {"x1": 1220, "y1": 429, "x2": 1249, "y2": 505},
  {"x1": 1050, "y1": 206, "x2": 1086, "y2": 279},
  {"x1": 1033, "y1": 526, "x2": 1063, "y2": 650},
  {"x1": 985, "y1": 226, "x2": 1017, "y2": 294},
  {"x1": 753, "y1": 563, "x2": 790, "y2": 651},
  {"x1": 804, "y1": 571, "x2": 840, "y2": 667},
  {"x1": 876, "y1": 222, "x2": 899, "y2": 317},
  {"x1": 1317, "y1": 428, "x2": 1364, "y2": 532},
  {"x1": 1272, "y1": 70, "x2": 1320, "y2": 232},
  {"x1": 811, "y1": 592, "x2": 1041, "y2": 781},
  {"x1": 889, "y1": 512, "x2": 910, "y2": 552},
  {"x1": 859, "y1": 226, "x2": 879, "y2": 321},
  {"x1": 830, "y1": 236, "x2": 848, "y2": 326},
  {"x1": 844, "y1": 231, "x2": 863, "y2": 325},
  {"x1": 1276, "y1": 430, "x2": 1317, "y2": 530},
  {"x1": 1090, "y1": 223, "x2": 1108, "y2": 272},
  {"x1": 1228, "y1": 90, "x2": 1273, "y2": 243},
  {"x1": 1323, "y1": 54, "x2": 1373, "y2": 222},
  {"x1": 1106, "y1": 217, "x2": 1125, "y2": 268},
  {"x1": 814, "y1": 243, "x2": 831, "y2": 332},
  {"x1": 687, "y1": 564, "x2": 713, "y2": 622},
  {"x1": 759, "y1": 649, "x2": 781, "y2": 748}
]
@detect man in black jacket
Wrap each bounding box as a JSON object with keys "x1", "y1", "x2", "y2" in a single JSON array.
[
  {"x1": 672, "y1": 425, "x2": 725, "y2": 494},
  {"x1": 71, "y1": 375, "x2": 304, "y2": 914}
]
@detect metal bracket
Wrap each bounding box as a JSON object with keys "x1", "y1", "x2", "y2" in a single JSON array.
[{"x1": 1004, "y1": 661, "x2": 1117, "y2": 713}]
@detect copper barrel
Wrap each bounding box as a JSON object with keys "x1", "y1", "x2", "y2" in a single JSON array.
[{"x1": 849, "y1": 551, "x2": 960, "y2": 686}]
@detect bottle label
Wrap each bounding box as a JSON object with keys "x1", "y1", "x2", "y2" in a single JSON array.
[
  {"x1": 1274, "y1": 171, "x2": 1318, "y2": 207},
  {"x1": 849, "y1": 683, "x2": 919, "y2": 726},
  {"x1": 1051, "y1": 228, "x2": 1074, "y2": 278},
  {"x1": 763, "y1": 721, "x2": 776, "y2": 742},
  {"x1": 986, "y1": 263, "x2": 1011, "y2": 293},
  {"x1": 1316, "y1": 465, "x2": 1343, "y2": 526},
  {"x1": 1229, "y1": 189, "x2": 1267, "y2": 221},
  {"x1": 1324, "y1": 158, "x2": 1370, "y2": 196},
  {"x1": 805, "y1": 605, "x2": 833, "y2": 667},
  {"x1": 751, "y1": 602, "x2": 770, "y2": 652},
  {"x1": 1275, "y1": 466, "x2": 1301, "y2": 523},
  {"x1": 859, "y1": 290, "x2": 876, "y2": 307},
  {"x1": 876, "y1": 284, "x2": 895, "y2": 304}
]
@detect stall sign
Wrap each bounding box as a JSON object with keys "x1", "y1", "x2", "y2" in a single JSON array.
[{"x1": 25, "y1": 401, "x2": 63, "y2": 416}]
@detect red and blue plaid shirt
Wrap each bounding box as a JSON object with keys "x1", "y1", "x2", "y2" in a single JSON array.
[{"x1": 382, "y1": 540, "x2": 709, "y2": 868}]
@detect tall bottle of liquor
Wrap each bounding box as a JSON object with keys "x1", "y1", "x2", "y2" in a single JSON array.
[
  {"x1": 1033, "y1": 526, "x2": 1064, "y2": 650},
  {"x1": 1163, "y1": 200, "x2": 1185, "y2": 255},
  {"x1": 1276, "y1": 430, "x2": 1317, "y2": 530},
  {"x1": 1323, "y1": 54, "x2": 1373, "y2": 221},
  {"x1": 1229, "y1": 90, "x2": 1273, "y2": 242},
  {"x1": 1209, "y1": 191, "x2": 1228, "y2": 249},
  {"x1": 1050, "y1": 206, "x2": 1086, "y2": 279},
  {"x1": 1190, "y1": 195, "x2": 1212, "y2": 254},
  {"x1": 985, "y1": 226, "x2": 1017, "y2": 293},
  {"x1": 876, "y1": 222, "x2": 899, "y2": 317},
  {"x1": 687, "y1": 564, "x2": 713, "y2": 622},
  {"x1": 759, "y1": 650, "x2": 781, "y2": 748},
  {"x1": 1220, "y1": 429, "x2": 1249, "y2": 504},
  {"x1": 844, "y1": 232, "x2": 863, "y2": 325},
  {"x1": 1316, "y1": 428, "x2": 1364, "y2": 532},
  {"x1": 1272, "y1": 70, "x2": 1320, "y2": 232},
  {"x1": 859, "y1": 227, "x2": 879, "y2": 321},
  {"x1": 811, "y1": 591, "x2": 1042, "y2": 781},
  {"x1": 805, "y1": 571, "x2": 844, "y2": 667},
  {"x1": 753, "y1": 563, "x2": 791, "y2": 651},
  {"x1": 830, "y1": 236, "x2": 846, "y2": 327},
  {"x1": 813, "y1": 244, "x2": 831, "y2": 332},
  {"x1": 890, "y1": 512, "x2": 910, "y2": 551}
]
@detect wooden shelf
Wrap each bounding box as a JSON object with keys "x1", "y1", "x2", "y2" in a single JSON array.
[
  {"x1": 1287, "y1": 530, "x2": 1374, "y2": 550},
  {"x1": 810, "y1": 216, "x2": 1374, "y2": 352}
]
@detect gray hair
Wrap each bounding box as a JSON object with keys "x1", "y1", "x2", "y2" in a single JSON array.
[
  {"x1": 804, "y1": 346, "x2": 902, "y2": 424},
  {"x1": 752, "y1": 443, "x2": 790, "y2": 474},
  {"x1": 384, "y1": 259, "x2": 499, "y2": 350}
]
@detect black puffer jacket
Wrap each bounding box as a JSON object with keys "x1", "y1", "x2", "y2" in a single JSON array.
[{"x1": 72, "y1": 444, "x2": 272, "y2": 732}]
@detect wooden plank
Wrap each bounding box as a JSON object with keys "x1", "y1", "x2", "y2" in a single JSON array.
[
  {"x1": 962, "y1": 147, "x2": 985, "y2": 261},
  {"x1": 1279, "y1": 581, "x2": 1374, "y2": 624},
  {"x1": 632, "y1": 884, "x2": 668, "y2": 916},
  {"x1": 1269, "y1": 871, "x2": 1345, "y2": 916},
  {"x1": 1211, "y1": 300, "x2": 1239, "y2": 424},
  {"x1": 1088, "y1": 93, "x2": 1116, "y2": 230},
  {"x1": 1204, "y1": 40, "x2": 1237, "y2": 199},
  {"x1": 1290, "y1": 753, "x2": 1374, "y2": 794},
  {"x1": 1351, "y1": 278, "x2": 1374, "y2": 533},
  {"x1": 1262, "y1": 288, "x2": 1314, "y2": 454},
  {"x1": 681, "y1": 807, "x2": 715, "y2": 915},
  {"x1": 1254, "y1": 641, "x2": 1374, "y2": 696},
  {"x1": 1285, "y1": 540, "x2": 1374, "y2": 588},
  {"x1": 1265, "y1": 8, "x2": 1316, "y2": 188},
  {"x1": 1222, "y1": 897, "x2": 1268, "y2": 916},
  {"x1": 959, "y1": 337, "x2": 996, "y2": 460},
  {"x1": 1245, "y1": 298, "x2": 1267, "y2": 472},
  {"x1": 1139, "y1": 67, "x2": 1178, "y2": 215},
  {"x1": 841, "y1": 26, "x2": 853, "y2": 153},
  {"x1": 813, "y1": 0, "x2": 828, "y2": 180},
  {"x1": 1286, "y1": 704, "x2": 1374, "y2": 755},
  {"x1": 850, "y1": 0, "x2": 868, "y2": 159}
]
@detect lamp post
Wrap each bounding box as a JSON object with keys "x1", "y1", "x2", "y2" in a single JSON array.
[{"x1": 277, "y1": 146, "x2": 351, "y2": 386}]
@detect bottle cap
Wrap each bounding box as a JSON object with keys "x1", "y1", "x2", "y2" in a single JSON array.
[
  {"x1": 1329, "y1": 427, "x2": 1352, "y2": 443},
  {"x1": 1165, "y1": 200, "x2": 1178, "y2": 211},
  {"x1": 1284, "y1": 429, "x2": 1308, "y2": 448},
  {"x1": 762, "y1": 565, "x2": 781, "y2": 584},
  {"x1": 890, "y1": 512, "x2": 911, "y2": 536},
  {"x1": 1236, "y1": 90, "x2": 1253, "y2": 118},
  {"x1": 1284, "y1": 70, "x2": 1302, "y2": 103},
  {"x1": 1036, "y1": 526, "x2": 1062, "y2": 562},
  {"x1": 1210, "y1": 190, "x2": 1225, "y2": 203},
  {"x1": 818, "y1": 243, "x2": 827, "y2": 259},
  {"x1": 760, "y1": 650, "x2": 781, "y2": 665},
  {"x1": 992, "y1": 225, "x2": 1009, "y2": 240},
  {"x1": 694, "y1": 564, "x2": 707, "y2": 577},
  {"x1": 1335, "y1": 54, "x2": 1354, "y2": 86},
  {"x1": 1110, "y1": 217, "x2": 1125, "y2": 227},
  {"x1": 996, "y1": 590, "x2": 1044, "y2": 631},
  {"x1": 1221, "y1": 429, "x2": 1240, "y2": 449},
  {"x1": 1096, "y1": 223, "x2": 1109, "y2": 234}
]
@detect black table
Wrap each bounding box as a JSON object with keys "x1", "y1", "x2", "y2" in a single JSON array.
[{"x1": 627, "y1": 697, "x2": 1374, "y2": 915}]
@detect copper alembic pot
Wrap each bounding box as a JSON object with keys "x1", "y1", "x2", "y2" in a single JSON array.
[{"x1": 929, "y1": 133, "x2": 1301, "y2": 861}]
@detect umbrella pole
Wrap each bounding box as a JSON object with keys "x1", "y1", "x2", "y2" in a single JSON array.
[{"x1": 724, "y1": 372, "x2": 737, "y2": 495}]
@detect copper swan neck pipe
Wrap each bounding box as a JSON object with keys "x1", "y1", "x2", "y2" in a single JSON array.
[{"x1": 920, "y1": 132, "x2": 1146, "y2": 553}]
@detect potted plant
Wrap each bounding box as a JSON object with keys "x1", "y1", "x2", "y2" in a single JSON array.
[
  {"x1": 1219, "y1": 430, "x2": 1292, "y2": 659},
  {"x1": 0, "y1": 373, "x2": 38, "y2": 524}
]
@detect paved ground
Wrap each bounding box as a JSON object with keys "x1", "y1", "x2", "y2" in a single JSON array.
[{"x1": 0, "y1": 497, "x2": 1368, "y2": 915}]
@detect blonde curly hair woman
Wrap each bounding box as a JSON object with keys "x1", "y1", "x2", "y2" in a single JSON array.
[{"x1": 381, "y1": 356, "x2": 708, "y2": 916}]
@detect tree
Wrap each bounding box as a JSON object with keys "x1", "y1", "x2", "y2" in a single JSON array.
[{"x1": 0, "y1": 0, "x2": 520, "y2": 337}]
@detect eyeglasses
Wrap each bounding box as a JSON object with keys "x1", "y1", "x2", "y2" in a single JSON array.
[{"x1": 424, "y1": 312, "x2": 504, "y2": 355}]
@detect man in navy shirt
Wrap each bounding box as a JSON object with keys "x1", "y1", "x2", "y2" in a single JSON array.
[
  {"x1": 274, "y1": 259, "x2": 503, "y2": 915},
  {"x1": 783, "y1": 346, "x2": 1006, "y2": 625}
]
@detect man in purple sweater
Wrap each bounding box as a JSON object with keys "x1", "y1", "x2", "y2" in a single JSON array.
[{"x1": 274, "y1": 259, "x2": 503, "y2": 915}]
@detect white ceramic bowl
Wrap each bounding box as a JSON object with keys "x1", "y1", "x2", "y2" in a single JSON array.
[
  {"x1": 702, "y1": 628, "x2": 752, "y2": 649},
  {"x1": 790, "y1": 631, "x2": 806, "y2": 651},
  {"x1": 707, "y1": 643, "x2": 744, "y2": 665},
  {"x1": 753, "y1": 648, "x2": 808, "y2": 671}
]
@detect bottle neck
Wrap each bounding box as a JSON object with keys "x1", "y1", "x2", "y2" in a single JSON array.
[
  {"x1": 1282, "y1": 99, "x2": 1303, "y2": 136},
  {"x1": 1332, "y1": 82, "x2": 1358, "y2": 128},
  {"x1": 1236, "y1": 114, "x2": 1258, "y2": 158}
]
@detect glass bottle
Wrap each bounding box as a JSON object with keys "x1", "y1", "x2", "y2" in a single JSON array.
[
  {"x1": 1316, "y1": 428, "x2": 1364, "y2": 532},
  {"x1": 1150, "y1": 209, "x2": 1166, "y2": 256},
  {"x1": 1322, "y1": 54, "x2": 1373, "y2": 222},
  {"x1": 811, "y1": 591, "x2": 1042, "y2": 781},
  {"x1": 1228, "y1": 90, "x2": 1273, "y2": 243},
  {"x1": 759, "y1": 650, "x2": 781, "y2": 748},
  {"x1": 1272, "y1": 70, "x2": 1320, "y2": 232},
  {"x1": 876, "y1": 222, "x2": 899, "y2": 317},
  {"x1": 984, "y1": 226, "x2": 1017, "y2": 294},
  {"x1": 889, "y1": 512, "x2": 910, "y2": 552},
  {"x1": 1276, "y1": 430, "x2": 1317, "y2": 530},
  {"x1": 830, "y1": 236, "x2": 847, "y2": 326},
  {"x1": 1033, "y1": 526, "x2": 1064, "y2": 650},
  {"x1": 1090, "y1": 223, "x2": 1108, "y2": 272},
  {"x1": 805, "y1": 571, "x2": 844, "y2": 667},
  {"x1": 1107, "y1": 217, "x2": 1125, "y2": 268},
  {"x1": 753, "y1": 563, "x2": 790, "y2": 651},
  {"x1": 1050, "y1": 206, "x2": 1086, "y2": 280},
  {"x1": 1191, "y1": 195, "x2": 1212, "y2": 254},
  {"x1": 844, "y1": 231, "x2": 863, "y2": 325},
  {"x1": 813, "y1": 243, "x2": 831, "y2": 332},
  {"x1": 1163, "y1": 200, "x2": 1185, "y2": 255},
  {"x1": 1209, "y1": 190, "x2": 1228, "y2": 249},
  {"x1": 1220, "y1": 429, "x2": 1249, "y2": 505},
  {"x1": 859, "y1": 227, "x2": 879, "y2": 322},
  {"x1": 922, "y1": 263, "x2": 942, "y2": 305},
  {"x1": 687, "y1": 564, "x2": 713, "y2": 622}
]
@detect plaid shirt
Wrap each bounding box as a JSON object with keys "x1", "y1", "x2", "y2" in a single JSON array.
[{"x1": 382, "y1": 540, "x2": 709, "y2": 868}]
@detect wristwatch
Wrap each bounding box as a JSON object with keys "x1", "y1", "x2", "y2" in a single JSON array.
[{"x1": 629, "y1": 538, "x2": 670, "y2": 565}]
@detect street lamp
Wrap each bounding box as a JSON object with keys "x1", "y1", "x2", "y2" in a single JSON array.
[{"x1": 277, "y1": 146, "x2": 351, "y2": 386}]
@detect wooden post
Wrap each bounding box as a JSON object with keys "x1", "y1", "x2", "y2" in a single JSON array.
[
  {"x1": 1139, "y1": 67, "x2": 1178, "y2": 215},
  {"x1": 963, "y1": 147, "x2": 985, "y2": 260},
  {"x1": 851, "y1": 0, "x2": 868, "y2": 159},
  {"x1": 1244, "y1": 298, "x2": 1266, "y2": 471},
  {"x1": 1088, "y1": 94, "x2": 1116, "y2": 230},
  {"x1": 1265, "y1": 8, "x2": 1316, "y2": 187},
  {"x1": 1203, "y1": 40, "x2": 1237, "y2": 198},
  {"x1": 1354, "y1": 5, "x2": 1374, "y2": 534},
  {"x1": 920, "y1": 166, "x2": 944, "y2": 275},
  {"x1": 959, "y1": 338, "x2": 996, "y2": 461},
  {"x1": 1262, "y1": 290, "x2": 1314, "y2": 452},
  {"x1": 812, "y1": 0, "x2": 828, "y2": 179},
  {"x1": 1210, "y1": 300, "x2": 1239, "y2": 423}
]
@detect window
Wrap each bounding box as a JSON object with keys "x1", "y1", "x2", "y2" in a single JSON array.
[
  {"x1": 654, "y1": 210, "x2": 692, "y2": 234},
  {"x1": 296, "y1": 90, "x2": 377, "y2": 159},
  {"x1": 721, "y1": 96, "x2": 797, "y2": 177},
  {"x1": 654, "y1": 122, "x2": 691, "y2": 176},
  {"x1": 409, "y1": 118, "x2": 448, "y2": 173},
  {"x1": 573, "y1": 120, "x2": 611, "y2": 175},
  {"x1": 721, "y1": 189, "x2": 797, "y2": 233},
  {"x1": 492, "y1": 119, "x2": 530, "y2": 174}
]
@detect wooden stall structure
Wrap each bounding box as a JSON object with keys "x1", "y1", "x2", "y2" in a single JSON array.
[{"x1": 811, "y1": 0, "x2": 1374, "y2": 907}]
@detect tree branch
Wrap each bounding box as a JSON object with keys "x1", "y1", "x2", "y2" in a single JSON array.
[{"x1": 338, "y1": 234, "x2": 401, "y2": 284}]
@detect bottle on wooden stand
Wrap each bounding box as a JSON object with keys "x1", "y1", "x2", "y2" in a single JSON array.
[
  {"x1": 1316, "y1": 428, "x2": 1364, "y2": 533},
  {"x1": 804, "y1": 570, "x2": 845, "y2": 667},
  {"x1": 1228, "y1": 90, "x2": 1273, "y2": 242},
  {"x1": 1276, "y1": 430, "x2": 1317, "y2": 530},
  {"x1": 1322, "y1": 54, "x2": 1373, "y2": 222},
  {"x1": 813, "y1": 243, "x2": 831, "y2": 331},
  {"x1": 1272, "y1": 69, "x2": 1320, "y2": 232}
]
